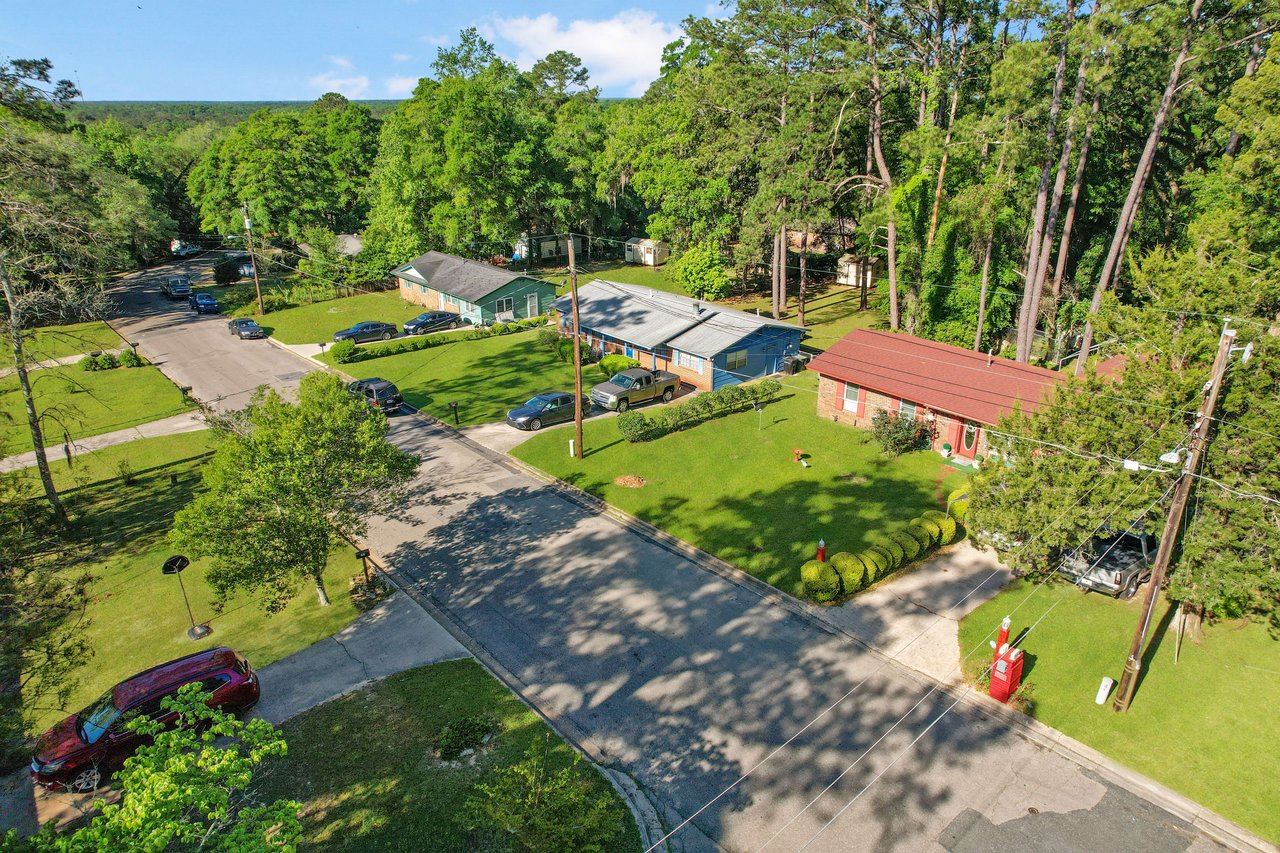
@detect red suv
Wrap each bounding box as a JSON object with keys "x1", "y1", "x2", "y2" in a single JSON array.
[{"x1": 30, "y1": 647, "x2": 260, "y2": 792}]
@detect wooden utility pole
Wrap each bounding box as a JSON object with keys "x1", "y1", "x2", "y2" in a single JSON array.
[
  {"x1": 568, "y1": 234, "x2": 584, "y2": 460},
  {"x1": 242, "y1": 202, "x2": 265, "y2": 316},
  {"x1": 1113, "y1": 324, "x2": 1236, "y2": 712}
]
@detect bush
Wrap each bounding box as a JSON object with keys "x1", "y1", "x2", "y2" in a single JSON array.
[
  {"x1": 118, "y1": 349, "x2": 143, "y2": 368},
  {"x1": 94, "y1": 352, "x2": 118, "y2": 370},
  {"x1": 858, "y1": 549, "x2": 889, "y2": 584},
  {"x1": 716, "y1": 384, "x2": 748, "y2": 412},
  {"x1": 890, "y1": 530, "x2": 922, "y2": 561},
  {"x1": 669, "y1": 240, "x2": 731, "y2": 299},
  {"x1": 536, "y1": 327, "x2": 560, "y2": 349},
  {"x1": 947, "y1": 488, "x2": 969, "y2": 522},
  {"x1": 904, "y1": 523, "x2": 933, "y2": 550},
  {"x1": 801, "y1": 559, "x2": 841, "y2": 602},
  {"x1": 871, "y1": 543, "x2": 901, "y2": 574},
  {"x1": 871, "y1": 535, "x2": 905, "y2": 566},
  {"x1": 436, "y1": 713, "x2": 497, "y2": 761},
  {"x1": 79, "y1": 354, "x2": 99, "y2": 371},
  {"x1": 758, "y1": 377, "x2": 782, "y2": 401},
  {"x1": 922, "y1": 509, "x2": 958, "y2": 544},
  {"x1": 600, "y1": 354, "x2": 640, "y2": 378},
  {"x1": 617, "y1": 410, "x2": 653, "y2": 443},
  {"x1": 683, "y1": 392, "x2": 715, "y2": 421},
  {"x1": 330, "y1": 339, "x2": 362, "y2": 364},
  {"x1": 213, "y1": 258, "x2": 241, "y2": 284},
  {"x1": 912, "y1": 516, "x2": 944, "y2": 546},
  {"x1": 555, "y1": 338, "x2": 589, "y2": 364},
  {"x1": 871, "y1": 410, "x2": 932, "y2": 456},
  {"x1": 830, "y1": 552, "x2": 867, "y2": 594}
]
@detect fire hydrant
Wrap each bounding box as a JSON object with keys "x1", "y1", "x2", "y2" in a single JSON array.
[
  {"x1": 793, "y1": 448, "x2": 804, "y2": 463},
  {"x1": 816, "y1": 539, "x2": 827, "y2": 562}
]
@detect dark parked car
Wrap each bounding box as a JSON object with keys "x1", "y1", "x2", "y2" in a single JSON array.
[
  {"x1": 404, "y1": 310, "x2": 462, "y2": 335},
  {"x1": 30, "y1": 647, "x2": 260, "y2": 793},
  {"x1": 161, "y1": 277, "x2": 191, "y2": 300},
  {"x1": 189, "y1": 293, "x2": 220, "y2": 314},
  {"x1": 227, "y1": 318, "x2": 266, "y2": 339},
  {"x1": 506, "y1": 391, "x2": 589, "y2": 431},
  {"x1": 349, "y1": 378, "x2": 404, "y2": 413},
  {"x1": 333, "y1": 321, "x2": 397, "y2": 344}
]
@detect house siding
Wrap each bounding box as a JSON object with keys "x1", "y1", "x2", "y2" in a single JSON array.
[
  {"x1": 398, "y1": 273, "x2": 554, "y2": 325},
  {"x1": 816, "y1": 375, "x2": 990, "y2": 460}
]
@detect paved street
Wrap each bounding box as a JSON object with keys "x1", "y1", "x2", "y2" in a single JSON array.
[{"x1": 105, "y1": 263, "x2": 1244, "y2": 853}]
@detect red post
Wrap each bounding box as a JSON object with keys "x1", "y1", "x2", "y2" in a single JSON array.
[
  {"x1": 793, "y1": 448, "x2": 803, "y2": 463},
  {"x1": 996, "y1": 616, "x2": 1011, "y2": 653},
  {"x1": 816, "y1": 539, "x2": 827, "y2": 562}
]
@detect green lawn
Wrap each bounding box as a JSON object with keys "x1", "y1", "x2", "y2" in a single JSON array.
[
  {"x1": 0, "y1": 364, "x2": 193, "y2": 455},
  {"x1": 958, "y1": 580, "x2": 1280, "y2": 843},
  {"x1": 29, "y1": 445, "x2": 362, "y2": 734},
  {"x1": 16, "y1": 429, "x2": 218, "y2": 496},
  {"x1": 248, "y1": 291, "x2": 427, "y2": 344},
  {"x1": 2, "y1": 321, "x2": 124, "y2": 368},
  {"x1": 722, "y1": 283, "x2": 885, "y2": 351},
  {"x1": 512, "y1": 371, "x2": 969, "y2": 595},
  {"x1": 576, "y1": 260, "x2": 684, "y2": 295},
  {"x1": 320, "y1": 329, "x2": 581, "y2": 426},
  {"x1": 258, "y1": 660, "x2": 641, "y2": 853}
]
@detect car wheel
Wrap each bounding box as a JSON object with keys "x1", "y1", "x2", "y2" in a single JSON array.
[
  {"x1": 662, "y1": 388, "x2": 674, "y2": 403},
  {"x1": 617, "y1": 399, "x2": 629, "y2": 413},
  {"x1": 67, "y1": 764, "x2": 102, "y2": 793},
  {"x1": 1121, "y1": 576, "x2": 1140, "y2": 600},
  {"x1": 449, "y1": 320, "x2": 459, "y2": 329},
  {"x1": 529, "y1": 418, "x2": 542, "y2": 431},
  {"x1": 382, "y1": 331, "x2": 392, "y2": 341}
]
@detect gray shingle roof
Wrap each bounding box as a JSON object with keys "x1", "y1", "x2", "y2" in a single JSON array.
[
  {"x1": 391, "y1": 251, "x2": 537, "y2": 303},
  {"x1": 553, "y1": 281, "x2": 803, "y2": 357}
]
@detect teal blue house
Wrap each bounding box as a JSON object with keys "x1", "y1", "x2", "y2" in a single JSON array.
[{"x1": 391, "y1": 251, "x2": 557, "y2": 326}]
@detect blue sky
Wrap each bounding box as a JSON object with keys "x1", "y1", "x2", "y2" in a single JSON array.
[{"x1": 2, "y1": 0, "x2": 728, "y2": 101}]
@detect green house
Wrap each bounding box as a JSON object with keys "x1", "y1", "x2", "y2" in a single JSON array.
[{"x1": 391, "y1": 251, "x2": 557, "y2": 326}]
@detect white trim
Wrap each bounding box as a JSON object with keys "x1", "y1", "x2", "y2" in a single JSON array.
[
  {"x1": 900, "y1": 399, "x2": 918, "y2": 420},
  {"x1": 842, "y1": 382, "x2": 860, "y2": 414}
]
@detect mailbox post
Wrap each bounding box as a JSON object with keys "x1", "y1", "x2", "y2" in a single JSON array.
[{"x1": 988, "y1": 644, "x2": 1024, "y2": 703}]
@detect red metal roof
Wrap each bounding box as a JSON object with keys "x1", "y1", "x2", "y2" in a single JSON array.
[{"x1": 807, "y1": 329, "x2": 1065, "y2": 426}]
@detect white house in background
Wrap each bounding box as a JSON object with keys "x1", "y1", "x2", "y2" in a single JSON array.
[
  {"x1": 513, "y1": 233, "x2": 582, "y2": 262},
  {"x1": 624, "y1": 237, "x2": 670, "y2": 266}
]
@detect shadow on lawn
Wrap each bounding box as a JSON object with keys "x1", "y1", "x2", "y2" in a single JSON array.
[{"x1": 376, "y1": 472, "x2": 1000, "y2": 852}]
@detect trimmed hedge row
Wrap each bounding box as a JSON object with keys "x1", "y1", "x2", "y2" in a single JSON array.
[
  {"x1": 800, "y1": 509, "x2": 967, "y2": 602},
  {"x1": 334, "y1": 316, "x2": 548, "y2": 364},
  {"x1": 616, "y1": 378, "x2": 783, "y2": 443},
  {"x1": 79, "y1": 351, "x2": 143, "y2": 371}
]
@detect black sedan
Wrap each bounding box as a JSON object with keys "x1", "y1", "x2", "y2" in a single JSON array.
[
  {"x1": 228, "y1": 318, "x2": 266, "y2": 339},
  {"x1": 404, "y1": 310, "x2": 462, "y2": 335},
  {"x1": 333, "y1": 321, "x2": 397, "y2": 344},
  {"x1": 506, "y1": 391, "x2": 590, "y2": 431}
]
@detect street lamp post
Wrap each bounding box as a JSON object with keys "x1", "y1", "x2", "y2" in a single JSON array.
[{"x1": 161, "y1": 555, "x2": 211, "y2": 641}]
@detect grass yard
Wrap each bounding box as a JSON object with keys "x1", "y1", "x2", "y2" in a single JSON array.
[
  {"x1": 512, "y1": 371, "x2": 969, "y2": 595},
  {"x1": 247, "y1": 291, "x2": 426, "y2": 344},
  {"x1": 575, "y1": 260, "x2": 685, "y2": 295},
  {"x1": 958, "y1": 580, "x2": 1280, "y2": 843},
  {"x1": 14, "y1": 429, "x2": 218, "y2": 496},
  {"x1": 320, "y1": 329, "x2": 580, "y2": 426},
  {"x1": 28, "y1": 445, "x2": 362, "y2": 735},
  {"x1": 258, "y1": 660, "x2": 641, "y2": 853},
  {"x1": 722, "y1": 283, "x2": 885, "y2": 351},
  {"x1": 0, "y1": 364, "x2": 193, "y2": 455},
  {"x1": 1, "y1": 321, "x2": 124, "y2": 368}
]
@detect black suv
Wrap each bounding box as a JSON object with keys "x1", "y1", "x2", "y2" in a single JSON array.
[{"x1": 348, "y1": 378, "x2": 404, "y2": 413}]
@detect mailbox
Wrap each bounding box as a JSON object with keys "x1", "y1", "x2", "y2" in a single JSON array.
[{"x1": 988, "y1": 643, "x2": 1024, "y2": 703}]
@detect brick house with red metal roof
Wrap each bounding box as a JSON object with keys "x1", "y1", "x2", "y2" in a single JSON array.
[{"x1": 807, "y1": 329, "x2": 1066, "y2": 463}]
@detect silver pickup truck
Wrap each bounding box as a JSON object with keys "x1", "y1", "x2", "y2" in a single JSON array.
[
  {"x1": 590, "y1": 368, "x2": 680, "y2": 412},
  {"x1": 1059, "y1": 531, "x2": 1154, "y2": 598}
]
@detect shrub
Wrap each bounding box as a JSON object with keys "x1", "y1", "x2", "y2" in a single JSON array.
[
  {"x1": 858, "y1": 549, "x2": 888, "y2": 584},
  {"x1": 904, "y1": 523, "x2": 933, "y2": 550},
  {"x1": 330, "y1": 339, "x2": 361, "y2": 364},
  {"x1": 669, "y1": 240, "x2": 731, "y2": 299},
  {"x1": 801, "y1": 559, "x2": 841, "y2": 602},
  {"x1": 683, "y1": 393, "x2": 715, "y2": 421},
  {"x1": 870, "y1": 410, "x2": 932, "y2": 456},
  {"x1": 758, "y1": 377, "x2": 782, "y2": 401},
  {"x1": 79, "y1": 354, "x2": 99, "y2": 371},
  {"x1": 555, "y1": 338, "x2": 588, "y2": 363},
  {"x1": 922, "y1": 509, "x2": 958, "y2": 544},
  {"x1": 94, "y1": 352, "x2": 118, "y2": 370},
  {"x1": 118, "y1": 349, "x2": 143, "y2": 368},
  {"x1": 115, "y1": 458, "x2": 136, "y2": 486},
  {"x1": 890, "y1": 530, "x2": 922, "y2": 561},
  {"x1": 716, "y1": 384, "x2": 748, "y2": 412},
  {"x1": 947, "y1": 488, "x2": 970, "y2": 522},
  {"x1": 912, "y1": 516, "x2": 943, "y2": 546},
  {"x1": 436, "y1": 713, "x2": 497, "y2": 761},
  {"x1": 600, "y1": 354, "x2": 640, "y2": 378},
  {"x1": 831, "y1": 552, "x2": 867, "y2": 594},
  {"x1": 617, "y1": 410, "x2": 652, "y2": 443},
  {"x1": 871, "y1": 544, "x2": 901, "y2": 574},
  {"x1": 536, "y1": 327, "x2": 559, "y2": 349},
  {"x1": 871, "y1": 535, "x2": 905, "y2": 565},
  {"x1": 213, "y1": 258, "x2": 241, "y2": 284}
]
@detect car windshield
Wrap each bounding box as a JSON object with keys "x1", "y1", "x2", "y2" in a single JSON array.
[
  {"x1": 524, "y1": 397, "x2": 551, "y2": 411},
  {"x1": 613, "y1": 375, "x2": 635, "y2": 389},
  {"x1": 76, "y1": 689, "x2": 121, "y2": 744}
]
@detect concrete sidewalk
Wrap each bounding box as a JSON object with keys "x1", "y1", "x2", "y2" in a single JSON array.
[
  {"x1": 0, "y1": 349, "x2": 124, "y2": 380},
  {"x1": 0, "y1": 411, "x2": 207, "y2": 473}
]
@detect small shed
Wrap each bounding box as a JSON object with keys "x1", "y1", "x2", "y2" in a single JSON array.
[
  {"x1": 625, "y1": 237, "x2": 670, "y2": 266},
  {"x1": 513, "y1": 234, "x2": 582, "y2": 262},
  {"x1": 836, "y1": 254, "x2": 875, "y2": 287}
]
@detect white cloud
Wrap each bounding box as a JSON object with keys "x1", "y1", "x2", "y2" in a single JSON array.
[
  {"x1": 391, "y1": 52, "x2": 412, "y2": 62},
  {"x1": 309, "y1": 71, "x2": 370, "y2": 98},
  {"x1": 703, "y1": 1, "x2": 734, "y2": 19},
  {"x1": 419, "y1": 33, "x2": 450, "y2": 46},
  {"x1": 489, "y1": 10, "x2": 683, "y2": 96},
  {"x1": 327, "y1": 55, "x2": 354, "y2": 70},
  {"x1": 385, "y1": 75, "x2": 419, "y2": 97}
]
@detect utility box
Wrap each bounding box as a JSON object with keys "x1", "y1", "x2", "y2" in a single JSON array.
[{"x1": 989, "y1": 644, "x2": 1025, "y2": 703}]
